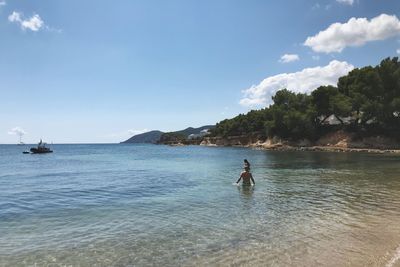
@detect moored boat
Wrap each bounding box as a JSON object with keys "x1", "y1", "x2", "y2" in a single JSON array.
[{"x1": 29, "y1": 140, "x2": 53, "y2": 154}]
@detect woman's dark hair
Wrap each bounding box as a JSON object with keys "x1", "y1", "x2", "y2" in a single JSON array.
[{"x1": 244, "y1": 159, "x2": 250, "y2": 168}]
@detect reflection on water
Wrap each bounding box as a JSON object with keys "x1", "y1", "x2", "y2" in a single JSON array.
[
  {"x1": 0, "y1": 145, "x2": 399, "y2": 266},
  {"x1": 237, "y1": 185, "x2": 254, "y2": 199}
]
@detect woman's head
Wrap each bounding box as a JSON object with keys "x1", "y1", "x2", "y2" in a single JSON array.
[
  {"x1": 244, "y1": 159, "x2": 250, "y2": 167},
  {"x1": 244, "y1": 166, "x2": 250, "y2": 172}
]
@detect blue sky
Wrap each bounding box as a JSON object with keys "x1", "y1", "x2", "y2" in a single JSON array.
[{"x1": 1, "y1": 0, "x2": 399, "y2": 143}]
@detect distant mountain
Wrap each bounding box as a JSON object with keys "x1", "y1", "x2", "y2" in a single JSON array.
[
  {"x1": 121, "y1": 130, "x2": 164, "y2": 144},
  {"x1": 121, "y1": 125, "x2": 215, "y2": 144}
]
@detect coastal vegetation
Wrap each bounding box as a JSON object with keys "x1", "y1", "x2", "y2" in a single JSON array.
[{"x1": 210, "y1": 57, "x2": 400, "y2": 141}]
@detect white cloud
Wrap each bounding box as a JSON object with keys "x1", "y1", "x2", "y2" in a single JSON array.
[
  {"x1": 240, "y1": 60, "x2": 354, "y2": 107},
  {"x1": 8, "y1": 127, "x2": 27, "y2": 136},
  {"x1": 397, "y1": 49, "x2": 400, "y2": 54},
  {"x1": 22, "y1": 15, "x2": 43, "y2": 31},
  {"x1": 0, "y1": 1, "x2": 6, "y2": 6},
  {"x1": 279, "y1": 54, "x2": 300, "y2": 63},
  {"x1": 8, "y1": 11, "x2": 20, "y2": 22},
  {"x1": 305, "y1": 14, "x2": 400, "y2": 53},
  {"x1": 336, "y1": 0, "x2": 354, "y2": 5},
  {"x1": 8, "y1": 11, "x2": 44, "y2": 31}
]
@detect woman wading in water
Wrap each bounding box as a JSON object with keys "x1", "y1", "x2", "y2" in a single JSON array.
[{"x1": 236, "y1": 159, "x2": 255, "y2": 186}]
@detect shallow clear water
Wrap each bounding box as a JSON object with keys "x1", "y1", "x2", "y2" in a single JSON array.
[{"x1": 0, "y1": 144, "x2": 400, "y2": 266}]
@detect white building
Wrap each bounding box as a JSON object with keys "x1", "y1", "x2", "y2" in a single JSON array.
[{"x1": 188, "y1": 129, "x2": 210, "y2": 140}]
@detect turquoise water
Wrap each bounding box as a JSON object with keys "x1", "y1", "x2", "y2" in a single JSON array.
[{"x1": 1, "y1": 144, "x2": 400, "y2": 266}]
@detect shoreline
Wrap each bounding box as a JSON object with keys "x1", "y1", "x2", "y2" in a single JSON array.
[
  {"x1": 163, "y1": 141, "x2": 400, "y2": 154},
  {"x1": 248, "y1": 144, "x2": 400, "y2": 154},
  {"x1": 196, "y1": 131, "x2": 400, "y2": 154}
]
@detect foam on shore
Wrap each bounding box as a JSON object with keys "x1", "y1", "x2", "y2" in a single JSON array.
[{"x1": 386, "y1": 245, "x2": 400, "y2": 267}]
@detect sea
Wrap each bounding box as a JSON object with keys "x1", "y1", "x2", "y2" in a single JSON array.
[{"x1": 0, "y1": 144, "x2": 400, "y2": 267}]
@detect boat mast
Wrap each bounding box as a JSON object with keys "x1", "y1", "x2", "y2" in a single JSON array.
[{"x1": 18, "y1": 132, "x2": 23, "y2": 144}]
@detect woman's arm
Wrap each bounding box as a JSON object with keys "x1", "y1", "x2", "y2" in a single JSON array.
[
  {"x1": 250, "y1": 173, "x2": 255, "y2": 185},
  {"x1": 236, "y1": 172, "x2": 243, "y2": 184}
]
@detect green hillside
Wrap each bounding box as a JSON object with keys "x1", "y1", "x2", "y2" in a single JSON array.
[{"x1": 211, "y1": 57, "x2": 400, "y2": 141}]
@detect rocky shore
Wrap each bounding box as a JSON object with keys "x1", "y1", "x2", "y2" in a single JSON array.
[{"x1": 199, "y1": 131, "x2": 400, "y2": 154}]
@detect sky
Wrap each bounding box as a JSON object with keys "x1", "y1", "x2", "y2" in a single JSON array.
[{"x1": 1, "y1": 0, "x2": 400, "y2": 143}]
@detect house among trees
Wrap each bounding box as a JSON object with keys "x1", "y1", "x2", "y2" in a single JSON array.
[
  {"x1": 319, "y1": 114, "x2": 352, "y2": 125},
  {"x1": 188, "y1": 129, "x2": 211, "y2": 140}
]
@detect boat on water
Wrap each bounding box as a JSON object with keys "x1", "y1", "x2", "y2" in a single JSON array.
[{"x1": 28, "y1": 140, "x2": 53, "y2": 154}]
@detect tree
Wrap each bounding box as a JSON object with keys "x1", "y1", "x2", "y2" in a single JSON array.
[
  {"x1": 312, "y1": 85, "x2": 352, "y2": 125},
  {"x1": 266, "y1": 90, "x2": 316, "y2": 139}
]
